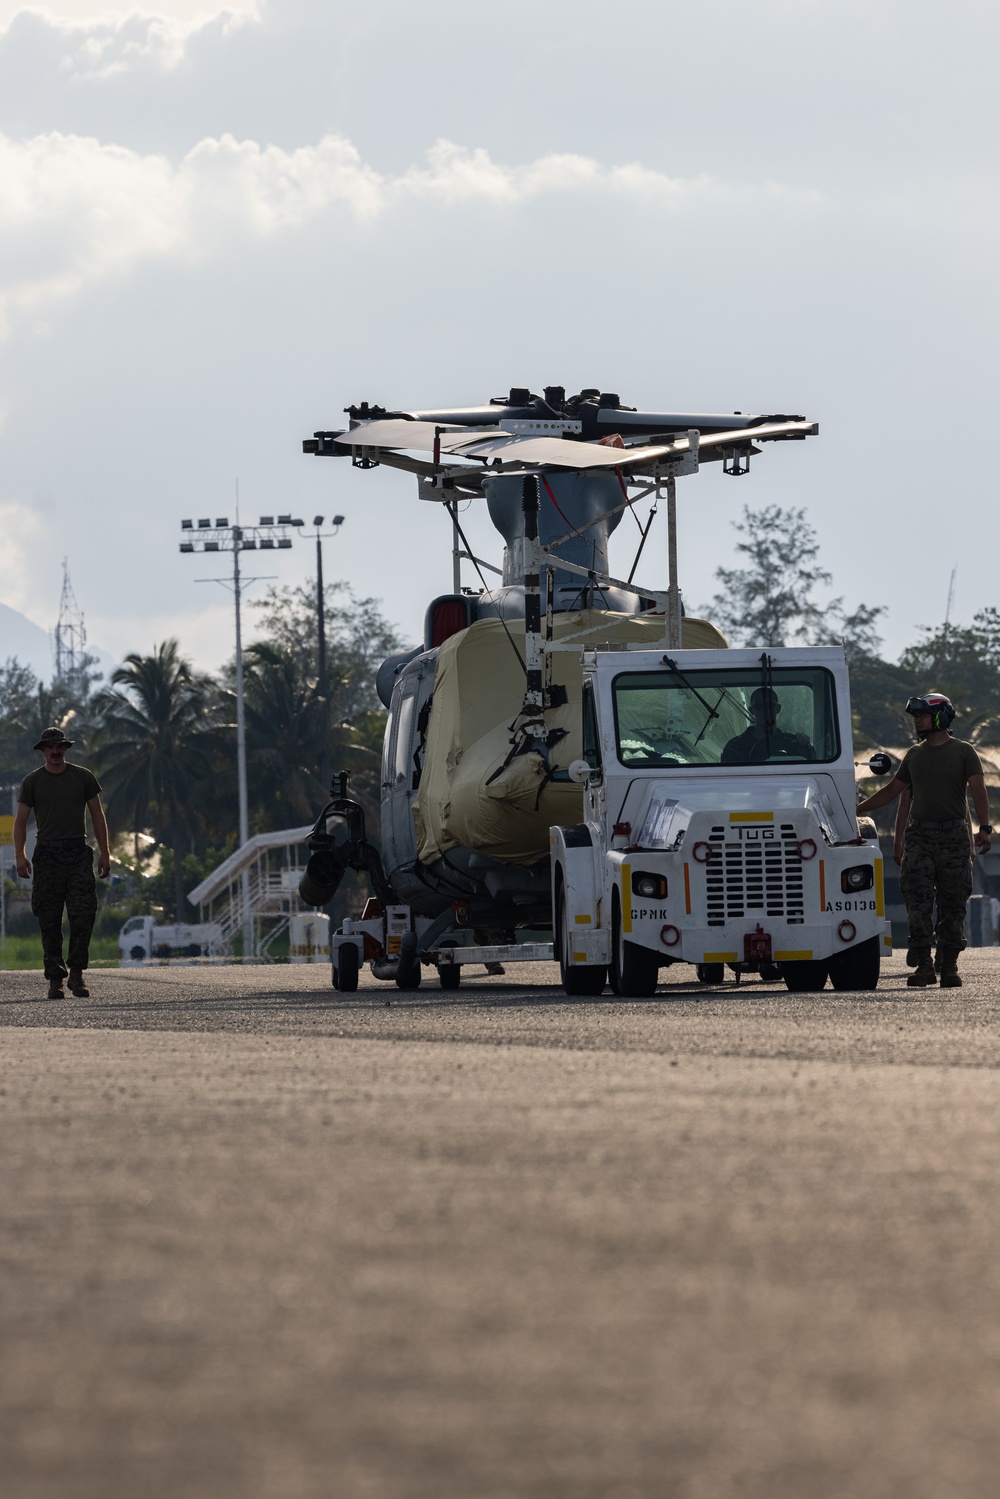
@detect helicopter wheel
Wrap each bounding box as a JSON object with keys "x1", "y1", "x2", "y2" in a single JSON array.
[
  {"x1": 395, "y1": 931, "x2": 422, "y2": 990},
  {"x1": 333, "y1": 941, "x2": 359, "y2": 992}
]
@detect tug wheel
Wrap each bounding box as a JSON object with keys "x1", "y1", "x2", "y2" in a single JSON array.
[
  {"x1": 556, "y1": 881, "x2": 607, "y2": 997},
  {"x1": 611, "y1": 890, "x2": 659, "y2": 997},
  {"x1": 782, "y1": 958, "x2": 829, "y2": 992}
]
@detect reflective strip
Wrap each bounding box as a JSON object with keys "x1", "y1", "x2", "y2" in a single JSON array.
[
  {"x1": 703, "y1": 951, "x2": 737, "y2": 962},
  {"x1": 683, "y1": 863, "x2": 691, "y2": 915},
  {"x1": 875, "y1": 858, "x2": 884, "y2": 917},
  {"x1": 574, "y1": 914, "x2": 591, "y2": 925},
  {"x1": 729, "y1": 812, "x2": 774, "y2": 822},
  {"x1": 622, "y1": 864, "x2": 632, "y2": 934},
  {"x1": 573, "y1": 952, "x2": 587, "y2": 962},
  {"x1": 775, "y1": 949, "x2": 813, "y2": 960},
  {"x1": 819, "y1": 860, "x2": 826, "y2": 911}
]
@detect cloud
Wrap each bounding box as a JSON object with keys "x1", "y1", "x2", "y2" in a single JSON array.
[
  {"x1": 0, "y1": 4, "x2": 259, "y2": 63},
  {"x1": 0, "y1": 129, "x2": 825, "y2": 334},
  {"x1": 0, "y1": 0, "x2": 996, "y2": 671},
  {"x1": 0, "y1": 500, "x2": 50, "y2": 615}
]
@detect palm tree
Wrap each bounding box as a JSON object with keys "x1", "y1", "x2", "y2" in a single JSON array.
[
  {"x1": 238, "y1": 642, "x2": 386, "y2": 828},
  {"x1": 91, "y1": 641, "x2": 219, "y2": 920},
  {"x1": 239, "y1": 642, "x2": 328, "y2": 824}
]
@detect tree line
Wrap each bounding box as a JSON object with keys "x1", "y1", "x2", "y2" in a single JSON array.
[
  {"x1": 0, "y1": 582, "x2": 403, "y2": 920},
  {"x1": 703, "y1": 505, "x2": 1000, "y2": 753}
]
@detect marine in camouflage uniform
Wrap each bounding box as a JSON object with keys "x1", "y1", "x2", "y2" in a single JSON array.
[
  {"x1": 898, "y1": 824, "x2": 972, "y2": 954},
  {"x1": 857, "y1": 693, "x2": 992, "y2": 989},
  {"x1": 13, "y1": 727, "x2": 111, "y2": 1000},
  {"x1": 30, "y1": 843, "x2": 98, "y2": 984}
]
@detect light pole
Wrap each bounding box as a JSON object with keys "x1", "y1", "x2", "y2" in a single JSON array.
[
  {"x1": 310, "y1": 514, "x2": 344, "y2": 791},
  {"x1": 179, "y1": 510, "x2": 302, "y2": 958},
  {"x1": 0, "y1": 785, "x2": 17, "y2": 971}
]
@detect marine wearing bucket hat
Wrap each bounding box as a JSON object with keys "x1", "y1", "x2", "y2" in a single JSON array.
[{"x1": 13, "y1": 726, "x2": 111, "y2": 999}]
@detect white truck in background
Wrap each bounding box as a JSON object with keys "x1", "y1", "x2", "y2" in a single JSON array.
[{"x1": 118, "y1": 915, "x2": 225, "y2": 965}]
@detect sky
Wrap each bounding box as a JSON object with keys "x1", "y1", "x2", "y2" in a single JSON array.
[{"x1": 0, "y1": 0, "x2": 997, "y2": 678}]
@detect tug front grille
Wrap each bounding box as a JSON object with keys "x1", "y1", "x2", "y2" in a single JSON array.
[{"x1": 704, "y1": 823, "x2": 805, "y2": 926}]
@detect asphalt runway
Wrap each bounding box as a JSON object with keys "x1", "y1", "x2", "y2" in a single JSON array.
[{"x1": 3, "y1": 953, "x2": 1000, "y2": 1499}]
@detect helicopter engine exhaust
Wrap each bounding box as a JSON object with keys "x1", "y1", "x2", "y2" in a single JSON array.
[
  {"x1": 299, "y1": 771, "x2": 396, "y2": 910},
  {"x1": 299, "y1": 849, "x2": 346, "y2": 908}
]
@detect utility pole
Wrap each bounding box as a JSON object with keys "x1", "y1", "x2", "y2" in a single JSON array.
[
  {"x1": 310, "y1": 515, "x2": 344, "y2": 792},
  {"x1": 180, "y1": 506, "x2": 301, "y2": 959},
  {"x1": 232, "y1": 526, "x2": 249, "y2": 875},
  {"x1": 0, "y1": 786, "x2": 16, "y2": 971}
]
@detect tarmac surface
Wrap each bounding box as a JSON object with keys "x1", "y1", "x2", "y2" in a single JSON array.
[{"x1": 3, "y1": 952, "x2": 1000, "y2": 1499}]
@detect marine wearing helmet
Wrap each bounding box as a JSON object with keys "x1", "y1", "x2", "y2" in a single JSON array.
[{"x1": 856, "y1": 691, "x2": 991, "y2": 989}]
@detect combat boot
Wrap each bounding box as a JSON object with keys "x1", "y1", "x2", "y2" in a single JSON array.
[
  {"x1": 906, "y1": 949, "x2": 937, "y2": 987},
  {"x1": 939, "y1": 948, "x2": 962, "y2": 989},
  {"x1": 47, "y1": 978, "x2": 64, "y2": 999},
  {"x1": 67, "y1": 970, "x2": 90, "y2": 998}
]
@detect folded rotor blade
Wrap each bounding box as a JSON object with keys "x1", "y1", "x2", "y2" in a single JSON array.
[
  {"x1": 332, "y1": 419, "x2": 476, "y2": 451},
  {"x1": 327, "y1": 416, "x2": 818, "y2": 472},
  {"x1": 614, "y1": 420, "x2": 819, "y2": 472}
]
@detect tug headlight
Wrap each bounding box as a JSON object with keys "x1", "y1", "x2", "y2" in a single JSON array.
[
  {"x1": 841, "y1": 865, "x2": 874, "y2": 893},
  {"x1": 633, "y1": 872, "x2": 668, "y2": 899}
]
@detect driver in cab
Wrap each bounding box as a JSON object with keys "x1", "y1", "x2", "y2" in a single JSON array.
[{"x1": 721, "y1": 687, "x2": 814, "y2": 764}]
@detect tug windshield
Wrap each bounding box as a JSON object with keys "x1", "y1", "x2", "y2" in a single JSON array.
[{"x1": 612, "y1": 666, "x2": 840, "y2": 768}]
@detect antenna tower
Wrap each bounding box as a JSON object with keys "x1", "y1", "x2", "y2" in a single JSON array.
[
  {"x1": 53, "y1": 559, "x2": 87, "y2": 685},
  {"x1": 944, "y1": 566, "x2": 957, "y2": 628}
]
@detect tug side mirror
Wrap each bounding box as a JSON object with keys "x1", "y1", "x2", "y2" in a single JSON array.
[
  {"x1": 867, "y1": 752, "x2": 892, "y2": 777},
  {"x1": 567, "y1": 759, "x2": 592, "y2": 785}
]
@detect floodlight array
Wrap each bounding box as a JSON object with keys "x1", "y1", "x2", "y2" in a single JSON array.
[{"x1": 179, "y1": 517, "x2": 301, "y2": 553}]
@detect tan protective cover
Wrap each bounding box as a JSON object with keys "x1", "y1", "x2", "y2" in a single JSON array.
[{"x1": 414, "y1": 611, "x2": 727, "y2": 867}]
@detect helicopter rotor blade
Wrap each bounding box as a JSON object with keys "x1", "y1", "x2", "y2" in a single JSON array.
[{"x1": 310, "y1": 416, "x2": 819, "y2": 475}]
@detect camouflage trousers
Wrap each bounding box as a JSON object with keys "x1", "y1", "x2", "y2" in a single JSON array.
[
  {"x1": 30, "y1": 843, "x2": 97, "y2": 980},
  {"x1": 899, "y1": 824, "x2": 972, "y2": 952}
]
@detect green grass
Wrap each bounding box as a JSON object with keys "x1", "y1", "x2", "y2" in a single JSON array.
[{"x1": 0, "y1": 934, "x2": 121, "y2": 971}]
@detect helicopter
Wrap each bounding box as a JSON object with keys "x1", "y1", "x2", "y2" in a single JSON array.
[{"x1": 298, "y1": 385, "x2": 819, "y2": 987}]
